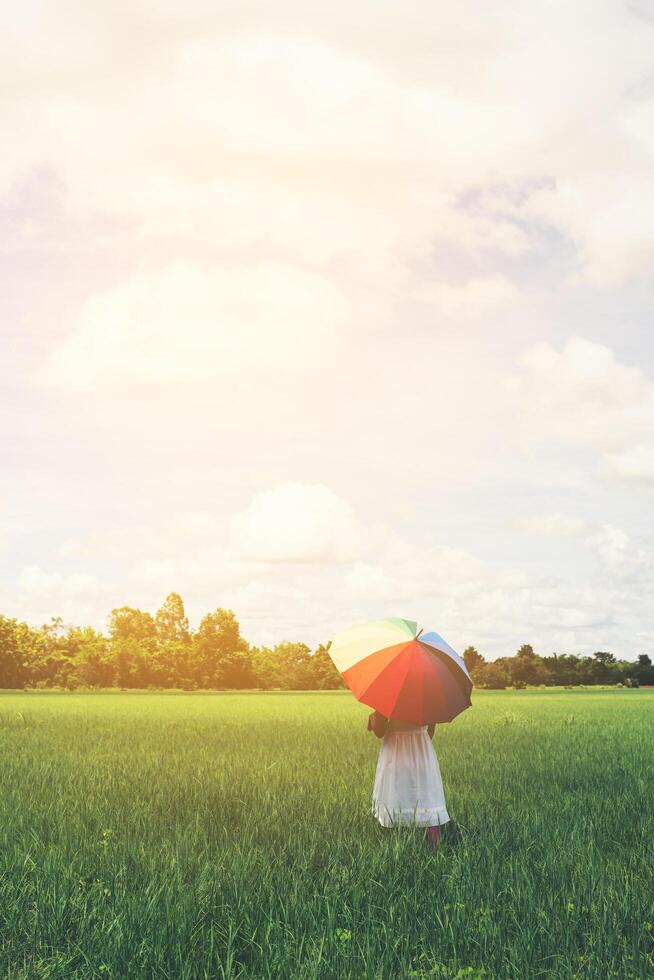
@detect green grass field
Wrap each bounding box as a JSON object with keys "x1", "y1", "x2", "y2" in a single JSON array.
[{"x1": 1, "y1": 689, "x2": 653, "y2": 979}]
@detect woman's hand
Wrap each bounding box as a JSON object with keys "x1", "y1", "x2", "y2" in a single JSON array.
[{"x1": 367, "y1": 711, "x2": 388, "y2": 738}]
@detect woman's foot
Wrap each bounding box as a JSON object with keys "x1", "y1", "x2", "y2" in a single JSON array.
[{"x1": 426, "y1": 825, "x2": 442, "y2": 850}]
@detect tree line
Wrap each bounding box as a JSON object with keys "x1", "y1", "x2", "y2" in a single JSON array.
[
  {"x1": 0, "y1": 592, "x2": 651, "y2": 690},
  {"x1": 464, "y1": 644, "x2": 654, "y2": 689},
  {"x1": 0, "y1": 593, "x2": 341, "y2": 691}
]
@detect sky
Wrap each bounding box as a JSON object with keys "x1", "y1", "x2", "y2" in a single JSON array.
[{"x1": 2, "y1": 0, "x2": 654, "y2": 659}]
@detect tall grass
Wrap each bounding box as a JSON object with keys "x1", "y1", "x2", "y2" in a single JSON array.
[{"x1": 1, "y1": 689, "x2": 653, "y2": 978}]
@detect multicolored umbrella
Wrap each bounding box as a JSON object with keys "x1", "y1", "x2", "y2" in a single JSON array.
[{"x1": 329, "y1": 617, "x2": 472, "y2": 724}]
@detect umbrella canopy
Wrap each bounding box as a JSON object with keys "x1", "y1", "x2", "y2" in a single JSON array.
[{"x1": 329, "y1": 617, "x2": 472, "y2": 724}]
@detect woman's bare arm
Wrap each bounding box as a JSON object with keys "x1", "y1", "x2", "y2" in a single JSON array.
[{"x1": 367, "y1": 711, "x2": 388, "y2": 738}]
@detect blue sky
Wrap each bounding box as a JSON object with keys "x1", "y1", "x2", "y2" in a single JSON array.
[{"x1": 2, "y1": 1, "x2": 654, "y2": 658}]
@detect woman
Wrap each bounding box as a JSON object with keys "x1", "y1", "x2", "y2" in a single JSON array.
[{"x1": 368, "y1": 710, "x2": 449, "y2": 849}]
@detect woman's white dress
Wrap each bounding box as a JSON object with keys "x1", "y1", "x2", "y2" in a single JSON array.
[{"x1": 372, "y1": 720, "x2": 450, "y2": 828}]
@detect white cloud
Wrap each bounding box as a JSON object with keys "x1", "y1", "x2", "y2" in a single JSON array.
[
  {"x1": 587, "y1": 523, "x2": 650, "y2": 578},
  {"x1": 230, "y1": 482, "x2": 364, "y2": 563},
  {"x1": 18, "y1": 565, "x2": 98, "y2": 598},
  {"x1": 413, "y1": 276, "x2": 519, "y2": 319},
  {"x1": 3, "y1": 2, "x2": 654, "y2": 294},
  {"x1": 520, "y1": 173, "x2": 654, "y2": 288},
  {"x1": 59, "y1": 512, "x2": 226, "y2": 564},
  {"x1": 18, "y1": 565, "x2": 62, "y2": 592},
  {"x1": 16, "y1": 564, "x2": 102, "y2": 625},
  {"x1": 343, "y1": 543, "x2": 495, "y2": 609},
  {"x1": 221, "y1": 579, "x2": 328, "y2": 638},
  {"x1": 60, "y1": 526, "x2": 157, "y2": 561},
  {"x1": 603, "y1": 444, "x2": 654, "y2": 482},
  {"x1": 514, "y1": 512, "x2": 586, "y2": 537},
  {"x1": 128, "y1": 558, "x2": 177, "y2": 584},
  {"x1": 172, "y1": 511, "x2": 218, "y2": 536},
  {"x1": 45, "y1": 262, "x2": 346, "y2": 388},
  {"x1": 508, "y1": 337, "x2": 654, "y2": 461}
]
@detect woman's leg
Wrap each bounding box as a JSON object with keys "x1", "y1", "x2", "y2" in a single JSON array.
[{"x1": 426, "y1": 825, "x2": 442, "y2": 850}]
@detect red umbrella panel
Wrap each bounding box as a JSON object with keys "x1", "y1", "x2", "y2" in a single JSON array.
[{"x1": 329, "y1": 617, "x2": 471, "y2": 725}]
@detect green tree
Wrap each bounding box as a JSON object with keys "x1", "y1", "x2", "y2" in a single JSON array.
[
  {"x1": 109, "y1": 607, "x2": 158, "y2": 646},
  {"x1": 13, "y1": 619, "x2": 48, "y2": 686},
  {"x1": 463, "y1": 646, "x2": 485, "y2": 673},
  {"x1": 277, "y1": 641, "x2": 315, "y2": 689},
  {"x1": 590, "y1": 651, "x2": 619, "y2": 684},
  {"x1": 634, "y1": 653, "x2": 654, "y2": 686},
  {"x1": 194, "y1": 609, "x2": 253, "y2": 688},
  {"x1": 516, "y1": 644, "x2": 535, "y2": 659},
  {"x1": 108, "y1": 606, "x2": 159, "y2": 687},
  {"x1": 155, "y1": 593, "x2": 190, "y2": 644},
  {"x1": 474, "y1": 662, "x2": 509, "y2": 689},
  {"x1": 511, "y1": 644, "x2": 552, "y2": 686},
  {"x1": 66, "y1": 627, "x2": 114, "y2": 687},
  {"x1": 35, "y1": 617, "x2": 74, "y2": 687},
  {"x1": 153, "y1": 594, "x2": 194, "y2": 686},
  {"x1": 308, "y1": 642, "x2": 343, "y2": 689},
  {"x1": 251, "y1": 642, "x2": 314, "y2": 689},
  {"x1": 542, "y1": 653, "x2": 586, "y2": 686},
  {"x1": 0, "y1": 615, "x2": 26, "y2": 688},
  {"x1": 249, "y1": 646, "x2": 276, "y2": 689}
]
